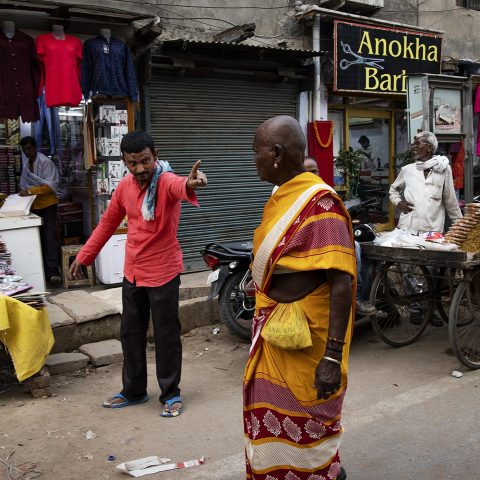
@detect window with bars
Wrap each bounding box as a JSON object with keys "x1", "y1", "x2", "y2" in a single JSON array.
[{"x1": 457, "y1": 0, "x2": 480, "y2": 10}]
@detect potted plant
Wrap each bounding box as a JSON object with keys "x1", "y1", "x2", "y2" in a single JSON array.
[{"x1": 334, "y1": 148, "x2": 362, "y2": 199}]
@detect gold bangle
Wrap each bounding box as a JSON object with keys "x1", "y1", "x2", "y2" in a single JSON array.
[
  {"x1": 327, "y1": 336, "x2": 345, "y2": 345},
  {"x1": 323, "y1": 356, "x2": 342, "y2": 365}
]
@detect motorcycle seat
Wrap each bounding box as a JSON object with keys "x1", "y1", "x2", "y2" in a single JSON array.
[{"x1": 215, "y1": 241, "x2": 253, "y2": 254}]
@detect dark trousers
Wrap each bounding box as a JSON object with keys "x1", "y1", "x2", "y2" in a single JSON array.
[
  {"x1": 120, "y1": 275, "x2": 182, "y2": 403},
  {"x1": 32, "y1": 204, "x2": 59, "y2": 279}
]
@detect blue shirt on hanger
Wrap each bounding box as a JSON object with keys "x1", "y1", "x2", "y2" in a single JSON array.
[{"x1": 81, "y1": 36, "x2": 138, "y2": 102}]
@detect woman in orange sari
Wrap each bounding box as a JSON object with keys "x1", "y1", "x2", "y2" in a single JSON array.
[{"x1": 244, "y1": 116, "x2": 356, "y2": 480}]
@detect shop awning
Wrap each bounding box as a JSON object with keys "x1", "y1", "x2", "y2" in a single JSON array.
[
  {"x1": 150, "y1": 39, "x2": 322, "y2": 79},
  {"x1": 0, "y1": 0, "x2": 156, "y2": 25},
  {"x1": 152, "y1": 39, "x2": 322, "y2": 71},
  {"x1": 156, "y1": 39, "x2": 322, "y2": 59}
]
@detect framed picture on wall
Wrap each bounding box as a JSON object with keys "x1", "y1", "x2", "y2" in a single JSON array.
[{"x1": 433, "y1": 88, "x2": 462, "y2": 135}]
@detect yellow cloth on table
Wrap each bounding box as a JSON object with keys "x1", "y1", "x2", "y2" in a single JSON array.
[{"x1": 0, "y1": 296, "x2": 54, "y2": 382}]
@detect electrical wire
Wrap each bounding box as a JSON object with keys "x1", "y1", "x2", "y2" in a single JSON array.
[
  {"x1": 4, "y1": 0, "x2": 302, "y2": 43},
  {"x1": 157, "y1": 4, "x2": 303, "y2": 40},
  {"x1": 155, "y1": 2, "x2": 290, "y2": 10},
  {"x1": 78, "y1": 0, "x2": 289, "y2": 12},
  {"x1": 161, "y1": 16, "x2": 236, "y2": 28},
  {"x1": 423, "y1": 13, "x2": 449, "y2": 29},
  {"x1": 156, "y1": 6, "x2": 236, "y2": 30}
]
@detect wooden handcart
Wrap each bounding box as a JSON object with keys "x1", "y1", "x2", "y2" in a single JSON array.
[{"x1": 361, "y1": 243, "x2": 480, "y2": 369}]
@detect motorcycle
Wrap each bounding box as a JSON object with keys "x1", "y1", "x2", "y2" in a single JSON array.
[
  {"x1": 201, "y1": 241, "x2": 255, "y2": 340},
  {"x1": 201, "y1": 198, "x2": 379, "y2": 341}
]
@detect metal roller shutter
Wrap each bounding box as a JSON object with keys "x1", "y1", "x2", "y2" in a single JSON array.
[{"x1": 149, "y1": 73, "x2": 299, "y2": 270}]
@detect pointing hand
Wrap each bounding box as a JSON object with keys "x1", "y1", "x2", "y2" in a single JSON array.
[{"x1": 187, "y1": 160, "x2": 208, "y2": 190}]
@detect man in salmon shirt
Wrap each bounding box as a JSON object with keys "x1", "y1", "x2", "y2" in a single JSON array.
[{"x1": 69, "y1": 131, "x2": 207, "y2": 416}]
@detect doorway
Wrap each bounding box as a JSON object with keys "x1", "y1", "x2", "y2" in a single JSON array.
[{"x1": 347, "y1": 109, "x2": 394, "y2": 228}]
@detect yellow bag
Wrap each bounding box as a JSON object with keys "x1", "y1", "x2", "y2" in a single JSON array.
[{"x1": 261, "y1": 301, "x2": 312, "y2": 350}]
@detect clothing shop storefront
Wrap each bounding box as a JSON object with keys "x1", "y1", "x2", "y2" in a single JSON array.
[
  {"x1": 0, "y1": 1, "x2": 153, "y2": 288},
  {"x1": 310, "y1": 12, "x2": 472, "y2": 230},
  {"x1": 145, "y1": 40, "x2": 319, "y2": 269}
]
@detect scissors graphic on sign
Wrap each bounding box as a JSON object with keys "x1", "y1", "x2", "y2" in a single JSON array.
[{"x1": 339, "y1": 41, "x2": 384, "y2": 70}]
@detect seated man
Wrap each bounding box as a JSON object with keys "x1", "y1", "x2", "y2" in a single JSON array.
[
  {"x1": 19, "y1": 136, "x2": 61, "y2": 285},
  {"x1": 358, "y1": 135, "x2": 377, "y2": 170}
]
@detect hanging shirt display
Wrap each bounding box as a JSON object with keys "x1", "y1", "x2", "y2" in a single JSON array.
[
  {"x1": 35, "y1": 33, "x2": 83, "y2": 108},
  {"x1": 450, "y1": 141, "x2": 465, "y2": 190},
  {"x1": 0, "y1": 30, "x2": 41, "y2": 122},
  {"x1": 33, "y1": 90, "x2": 62, "y2": 157},
  {"x1": 81, "y1": 36, "x2": 138, "y2": 102}
]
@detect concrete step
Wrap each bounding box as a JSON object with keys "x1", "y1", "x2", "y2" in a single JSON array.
[
  {"x1": 50, "y1": 295, "x2": 219, "y2": 354},
  {"x1": 78, "y1": 339, "x2": 123, "y2": 367},
  {"x1": 178, "y1": 270, "x2": 210, "y2": 300},
  {"x1": 45, "y1": 352, "x2": 89, "y2": 375},
  {"x1": 87, "y1": 271, "x2": 211, "y2": 311},
  {"x1": 48, "y1": 290, "x2": 119, "y2": 323},
  {"x1": 47, "y1": 271, "x2": 215, "y2": 354}
]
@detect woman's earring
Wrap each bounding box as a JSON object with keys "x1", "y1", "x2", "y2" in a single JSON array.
[{"x1": 274, "y1": 163, "x2": 278, "y2": 169}]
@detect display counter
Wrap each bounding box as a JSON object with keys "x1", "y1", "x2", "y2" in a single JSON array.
[{"x1": 0, "y1": 214, "x2": 45, "y2": 291}]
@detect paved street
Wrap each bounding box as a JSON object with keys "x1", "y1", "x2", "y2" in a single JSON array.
[{"x1": 1, "y1": 320, "x2": 478, "y2": 480}]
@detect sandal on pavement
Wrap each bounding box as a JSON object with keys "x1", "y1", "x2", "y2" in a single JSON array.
[
  {"x1": 102, "y1": 393, "x2": 149, "y2": 409},
  {"x1": 337, "y1": 467, "x2": 347, "y2": 480},
  {"x1": 160, "y1": 396, "x2": 183, "y2": 417}
]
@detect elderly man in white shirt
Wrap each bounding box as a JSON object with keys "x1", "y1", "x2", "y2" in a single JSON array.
[
  {"x1": 389, "y1": 131, "x2": 462, "y2": 326},
  {"x1": 389, "y1": 131, "x2": 462, "y2": 234}
]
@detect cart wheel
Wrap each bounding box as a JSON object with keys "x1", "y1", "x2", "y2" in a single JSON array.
[
  {"x1": 449, "y1": 272, "x2": 480, "y2": 369},
  {"x1": 369, "y1": 262, "x2": 434, "y2": 347},
  {"x1": 437, "y1": 268, "x2": 463, "y2": 323}
]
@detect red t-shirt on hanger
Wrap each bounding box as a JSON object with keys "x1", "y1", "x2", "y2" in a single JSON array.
[{"x1": 36, "y1": 33, "x2": 83, "y2": 108}]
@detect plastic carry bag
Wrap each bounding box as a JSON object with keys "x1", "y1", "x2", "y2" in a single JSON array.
[
  {"x1": 261, "y1": 301, "x2": 312, "y2": 350},
  {"x1": 0, "y1": 194, "x2": 36, "y2": 217}
]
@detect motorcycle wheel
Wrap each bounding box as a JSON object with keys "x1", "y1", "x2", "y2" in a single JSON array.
[{"x1": 218, "y1": 270, "x2": 254, "y2": 341}]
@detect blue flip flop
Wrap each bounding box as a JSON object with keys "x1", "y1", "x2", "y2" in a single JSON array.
[
  {"x1": 102, "y1": 393, "x2": 149, "y2": 409},
  {"x1": 160, "y1": 396, "x2": 183, "y2": 417}
]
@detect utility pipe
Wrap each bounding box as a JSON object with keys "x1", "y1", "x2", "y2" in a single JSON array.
[{"x1": 312, "y1": 13, "x2": 321, "y2": 121}]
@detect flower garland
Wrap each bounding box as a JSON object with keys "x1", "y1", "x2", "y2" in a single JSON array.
[{"x1": 313, "y1": 121, "x2": 333, "y2": 149}]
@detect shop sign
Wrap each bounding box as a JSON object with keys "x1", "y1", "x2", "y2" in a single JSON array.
[{"x1": 334, "y1": 21, "x2": 442, "y2": 96}]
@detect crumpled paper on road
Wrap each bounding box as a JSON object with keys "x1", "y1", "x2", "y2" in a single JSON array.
[{"x1": 116, "y1": 455, "x2": 205, "y2": 477}]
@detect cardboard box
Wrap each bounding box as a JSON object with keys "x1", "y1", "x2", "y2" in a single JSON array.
[
  {"x1": 59, "y1": 212, "x2": 83, "y2": 222},
  {"x1": 58, "y1": 202, "x2": 83, "y2": 214},
  {"x1": 61, "y1": 221, "x2": 83, "y2": 238}
]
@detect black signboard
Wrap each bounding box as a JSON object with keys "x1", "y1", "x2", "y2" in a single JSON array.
[{"x1": 334, "y1": 21, "x2": 442, "y2": 96}]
